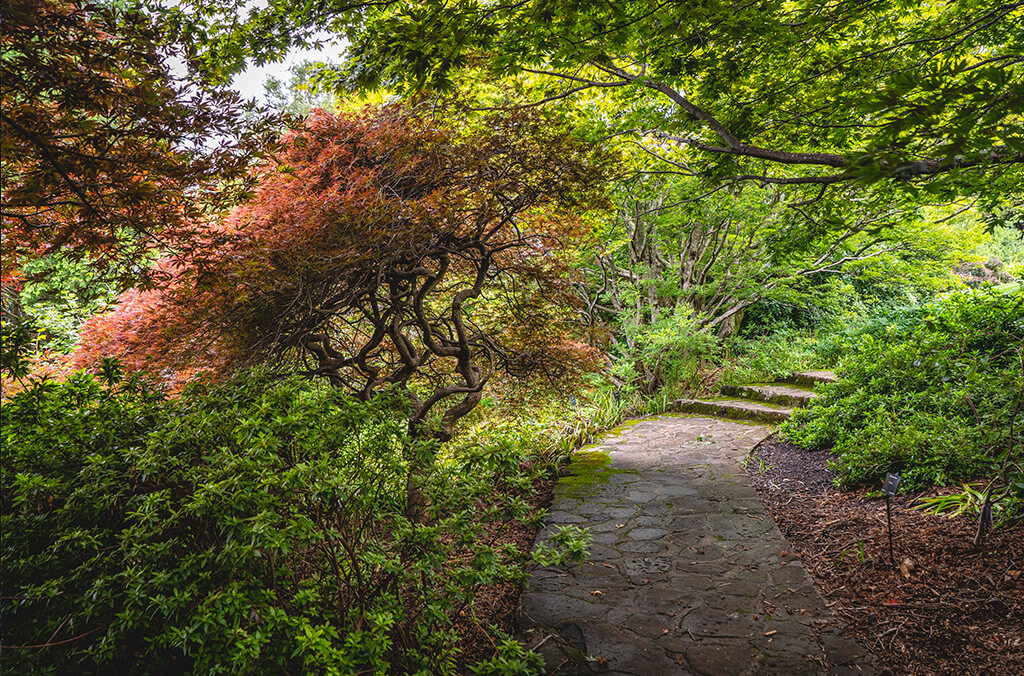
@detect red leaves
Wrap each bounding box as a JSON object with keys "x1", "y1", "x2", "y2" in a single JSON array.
[
  {"x1": 1, "y1": 0, "x2": 275, "y2": 284},
  {"x1": 73, "y1": 105, "x2": 612, "y2": 421}
]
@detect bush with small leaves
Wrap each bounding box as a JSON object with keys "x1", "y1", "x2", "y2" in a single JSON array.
[
  {"x1": 2, "y1": 367, "x2": 587, "y2": 674},
  {"x1": 784, "y1": 290, "x2": 1024, "y2": 500}
]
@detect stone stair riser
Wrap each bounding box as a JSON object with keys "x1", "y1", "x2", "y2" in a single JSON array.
[
  {"x1": 783, "y1": 370, "x2": 837, "y2": 387},
  {"x1": 720, "y1": 384, "x2": 814, "y2": 407},
  {"x1": 673, "y1": 399, "x2": 792, "y2": 424}
]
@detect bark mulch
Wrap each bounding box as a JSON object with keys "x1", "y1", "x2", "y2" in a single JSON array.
[
  {"x1": 453, "y1": 477, "x2": 557, "y2": 672},
  {"x1": 746, "y1": 434, "x2": 1024, "y2": 676}
]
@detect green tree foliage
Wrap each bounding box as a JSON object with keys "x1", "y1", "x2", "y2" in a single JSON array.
[
  {"x1": 178, "y1": 0, "x2": 1023, "y2": 203},
  {"x1": 784, "y1": 290, "x2": 1024, "y2": 500},
  {"x1": 7, "y1": 256, "x2": 120, "y2": 354},
  {"x1": 262, "y1": 59, "x2": 340, "y2": 116},
  {"x1": 1, "y1": 367, "x2": 581, "y2": 674},
  {"x1": 577, "y1": 168, "x2": 980, "y2": 393}
]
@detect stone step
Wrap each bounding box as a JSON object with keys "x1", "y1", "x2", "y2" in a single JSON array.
[
  {"x1": 673, "y1": 397, "x2": 793, "y2": 424},
  {"x1": 720, "y1": 383, "x2": 816, "y2": 407},
  {"x1": 783, "y1": 370, "x2": 837, "y2": 386}
]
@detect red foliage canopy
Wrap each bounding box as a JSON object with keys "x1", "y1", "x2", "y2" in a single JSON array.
[
  {"x1": 75, "y1": 106, "x2": 612, "y2": 437},
  {"x1": 0, "y1": 0, "x2": 273, "y2": 284}
]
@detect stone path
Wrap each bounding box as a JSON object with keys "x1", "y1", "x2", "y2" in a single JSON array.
[{"x1": 516, "y1": 415, "x2": 874, "y2": 675}]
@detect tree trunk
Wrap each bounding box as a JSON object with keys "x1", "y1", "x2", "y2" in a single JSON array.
[
  {"x1": 404, "y1": 464, "x2": 432, "y2": 523},
  {"x1": 715, "y1": 309, "x2": 745, "y2": 339}
]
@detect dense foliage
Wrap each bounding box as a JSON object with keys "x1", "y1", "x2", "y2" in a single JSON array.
[
  {"x1": 178, "y1": 0, "x2": 1024, "y2": 206},
  {"x1": 0, "y1": 0, "x2": 273, "y2": 283},
  {"x1": 72, "y1": 105, "x2": 609, "y2": 434},
  {"x1": 3, "y1": 1, "x2": 1023, "y2": 670},
  {"x1": 784, "y1": 290, "x2": 1024, "y2": 499},
  {"x1": 1, "y1": 367, "x2": 587, "y2": 674},
  {"x1": 576, "y1": 168, "x2": 980, "y2": 395}
]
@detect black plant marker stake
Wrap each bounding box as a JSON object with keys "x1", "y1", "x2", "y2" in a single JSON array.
[{"x1": 881, "y1": 473, "x2": 901, "y2": 567}]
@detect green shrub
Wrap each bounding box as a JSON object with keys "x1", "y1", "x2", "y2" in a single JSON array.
[
  {"x1": 719, "y1": 330, "x2": 821, "y2": 385},
  {"x1": 622, "y1": 306, "x2": 721, "y2": 397},
  {"x1": 2, "y1": 368, "x2": 576, "y2": 674},
  {"x1": 784, "y1": 290, "x2": 1024, "y2": 494},
  {"x1": 809, "y1": 301, "x2": 932, "y2": 366}
]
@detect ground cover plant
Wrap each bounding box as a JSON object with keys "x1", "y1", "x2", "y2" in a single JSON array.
[{"x1": 784, "y1": 289, "x2": 1024, "y2": 522}]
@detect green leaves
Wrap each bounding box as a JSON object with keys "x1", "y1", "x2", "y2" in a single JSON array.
[
  {"x1": 2, "y1": 368, "x2": 583, "y2": 673},
  {"x1": 305, "y1": 0, "x2": 1024, "y2": 200},
  {"x1": 783, "y1": 289, "x2": 1024, "y2": 492}
]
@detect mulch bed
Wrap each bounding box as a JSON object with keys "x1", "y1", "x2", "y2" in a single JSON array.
[
  {"x1": 747, "y1": 434, "x2": 1024, "y2": 676},
  {"x1": 453, "y1": 477, "x2": 557, "y2": 671}
]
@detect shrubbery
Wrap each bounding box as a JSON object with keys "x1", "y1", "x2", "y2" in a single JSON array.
[
  {"x1": 718, "y1": 330, "x2": 821, "y2": 386},
  {"x1": 2, "y1": 367, "x2": 583, "y2": 674},
  {"x1": 784, "y1": 290, "x2": 1024, "y2": 499}
]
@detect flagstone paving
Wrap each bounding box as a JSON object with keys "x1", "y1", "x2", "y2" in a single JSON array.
[{"x1": 516, "y1": 415, "x2": 874, "y2": 675}]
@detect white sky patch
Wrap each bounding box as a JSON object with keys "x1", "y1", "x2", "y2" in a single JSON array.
[
  {"x1": 158, "y1": 0, "x2": 343, "y2": 104},
  {"x1": 231, "y1": 39, "x2": 343, "y2": 103}
]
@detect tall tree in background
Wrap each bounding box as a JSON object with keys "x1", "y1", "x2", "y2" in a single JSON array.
[{"x1": 0, "y1": 0, "x2": 274, "y2": 285}]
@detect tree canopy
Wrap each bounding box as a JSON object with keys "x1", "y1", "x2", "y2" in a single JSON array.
[
  {"x1": 0, "y1": 0, "x2": 274, "y2": 284},
  {"x1": 176, "y1": 0, "x2": 1023, "y2": 206},
  {"x1": 73, "y1": 105, "x2": 612, "y2": 438}
]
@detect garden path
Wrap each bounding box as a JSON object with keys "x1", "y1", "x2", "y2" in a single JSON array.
[{"x1": 516, "y1": 414, "x2": 874, "y2": 675}]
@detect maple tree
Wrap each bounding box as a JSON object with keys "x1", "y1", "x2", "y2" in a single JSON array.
[
  {"x1": 0, "y1": 0, "x2": 273, "y2": 285},
  {"x1": 176, "y1": 0, "x2": 1023, "y2": 207},
  {"x1": 74, "y1": 104, "x2": 610, "y2": 462}
]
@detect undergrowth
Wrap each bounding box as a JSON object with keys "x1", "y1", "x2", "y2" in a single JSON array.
[
  {"x1": 783, "y1": 290, "x2": 1024, "y2": 520},
  {"x1": 1, "y1": 366, "x2": 593, "y2": 675}
]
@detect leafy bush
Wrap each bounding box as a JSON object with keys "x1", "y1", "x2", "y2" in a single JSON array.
[
  {"x1": 719, "y1": 330, "x2": 821, "y2": 385},
  {"x1": 809, "y1": 300, "x2": 932, "y2": 366},
  {"x1": 15, "y1": 255, "x2": 120, "y2": 353},
  {"x1": 2, "y1": 368, "x2": 579, "y2": 674},
  {"x1": 620, "y1": 306, "x2": 721, "y2": 396},
  {"x1": 784, "y1": 290, "x2": 1024, "y2": 495}
]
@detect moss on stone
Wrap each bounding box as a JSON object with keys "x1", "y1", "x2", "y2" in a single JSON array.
[
  {"x1": 561, "y1": 449, "x2": 616, "y2": 497},
  {"x1": 603, "y1": 419, "x2": 642, "y2": 436}
]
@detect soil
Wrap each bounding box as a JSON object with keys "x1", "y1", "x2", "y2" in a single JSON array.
[
  {"x1": 453, "y1": 477, "x2": 557, "y2": 671},
  {"x1": 746, "y1": 434, "x2": 1024, "y2": 676}
]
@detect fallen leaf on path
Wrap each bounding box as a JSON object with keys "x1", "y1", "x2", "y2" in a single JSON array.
[{"x1": 590, "y1": 590, "x2": 604, "y2": 597}]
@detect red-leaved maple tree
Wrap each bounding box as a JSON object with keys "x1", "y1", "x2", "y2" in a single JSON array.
[
  {"x1": 75, "y1": 105, "x2": 611, "y2": 514},
  {"x1": 1, "y1": 0, "x2": 274, "y2": 285}
]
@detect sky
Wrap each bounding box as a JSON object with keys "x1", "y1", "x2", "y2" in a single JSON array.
[{"x1": 231, "y1": 41, "x2": 342, "y2": 103}]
